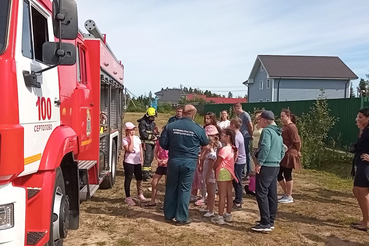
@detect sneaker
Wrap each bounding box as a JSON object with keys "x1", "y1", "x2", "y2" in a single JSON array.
[
  {"x1": 223, "y1": 213, "x2": 233, "y2": 222},
  {"x1": 195, "y1": 199, "x2": 205, "y2": 206},
  {"x1": 244, "y1": 185, "x2": 256, "y2": 196},
  {"x1": 255, "y1": 220, "x2": 274, "y2": 229},
  {"x1": 279, "y1": 196, "x2": 294, "y2": 204},
  {"x1": 211, "y1": 215, "x2": 225, "y2": 225},
  {"x1": 204, "y1": 212, "x2": 214, "y2": 217},
  {"x1": 278, "y1": 194, "x2": 287, "y2": 201},
  {"x1": 232, "y1": 203, "x2": 242, "y2": 210},
  {"x1": 199, "y1": 208, "x2": 209, "y2": 212},
  {"x1": 137, "y1": 194, "x2": 147, "y2": 202},
  {"x1": 251, "y1": 224, "x2": 272, "y2": 232},
  {"x1": 125, "y1": 197, "x2": 136, "y2": 206}
]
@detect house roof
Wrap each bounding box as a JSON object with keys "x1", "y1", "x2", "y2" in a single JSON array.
[
  {"x1": 155, "y1": 88, "x2": 186, "y2": 103},
  {"x1": 246, "y1": 55, "x2": 358, "y2": 82},
  {"x1": 186, "y1": 94, "x2": 247, "y2": 104}
]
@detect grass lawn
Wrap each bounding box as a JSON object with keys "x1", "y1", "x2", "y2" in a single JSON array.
[{"x1": 65, "y1": 112, "x2": 369, "y2": 246}]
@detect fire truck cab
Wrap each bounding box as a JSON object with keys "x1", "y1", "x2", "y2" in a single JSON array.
[{"x1": 0, "y1": 0, "x2": 124, "y2": 245}]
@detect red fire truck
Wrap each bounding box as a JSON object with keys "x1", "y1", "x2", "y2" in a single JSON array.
[{"x1": 0, "y1": 0, "x2": 124, "y2": 245}]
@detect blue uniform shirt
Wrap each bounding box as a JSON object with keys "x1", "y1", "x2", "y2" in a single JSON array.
[
  {"x1": 167, "y1": 116, "x2": 180, "y2": 124},
  {"x1": 160, "y1": 118, "x2": 209, "y2": 160}
]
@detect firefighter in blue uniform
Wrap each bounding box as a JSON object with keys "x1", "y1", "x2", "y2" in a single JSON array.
[
  {"x1": 138, "y1": 107, "x2": 158, "y2": 181},
  {"x1": 159, "y1": 104, "x2": 208, "y2": 225}
]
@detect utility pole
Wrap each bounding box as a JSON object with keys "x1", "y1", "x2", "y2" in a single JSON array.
[{"x1": 124, "y1": 88, "x2": 127, "y2": 110}]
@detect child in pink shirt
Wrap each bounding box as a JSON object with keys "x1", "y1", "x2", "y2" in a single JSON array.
[
  {"x1": 211, "y1": 128, "x2": 238, "y2": 225},
  {"x1": 145, "y1": 127, "x2": 169, "y2": 207}
]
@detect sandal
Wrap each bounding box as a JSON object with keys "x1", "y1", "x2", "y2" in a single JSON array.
[
  {"x1": 143, "y1": 203, "x2": 156, "y2": 207},
  {"x1": 195, "y1": 199, "x2": 205, "y2": 206},
  {"x1": 351, "y1": 224, "x2": 368, "y2": 231}
]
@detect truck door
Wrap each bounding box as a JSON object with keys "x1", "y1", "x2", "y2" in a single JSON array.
[
  {"x1": 74, "y1": 41, "x2": 93, "y2": 153},
  {"x1": 16, "y1": 0, "x2": 60, "y2": 176}
]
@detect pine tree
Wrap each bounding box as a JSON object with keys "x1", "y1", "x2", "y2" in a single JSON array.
[{"x1": 357, "y1": 78, "x2": 369, "y2": 97}]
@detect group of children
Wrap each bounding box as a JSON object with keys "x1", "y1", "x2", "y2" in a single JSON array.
[{"x1": 121, "y1": 113, "x2": 247, "y2": 225}]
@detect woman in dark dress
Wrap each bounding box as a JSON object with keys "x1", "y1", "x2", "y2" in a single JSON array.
[
  {"x1": 351, "y1": 108, "x2": 369, "y2": 231},
  {"x1": 278, "y1": 109, "x2": 301, "y2": 204}
]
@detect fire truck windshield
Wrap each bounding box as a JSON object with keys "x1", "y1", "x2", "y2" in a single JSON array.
[{"x1": 0, "y1": 0, "x2": 10, "y2": 55}]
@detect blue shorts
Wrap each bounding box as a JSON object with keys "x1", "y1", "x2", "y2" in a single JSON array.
[{"x1": 354, "y1": 164, "x2": 369, "y2": 188}]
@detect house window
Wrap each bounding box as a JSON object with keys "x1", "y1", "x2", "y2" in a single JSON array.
[
  {"x1": 259, "y1": 80, "x2": 263, "y2": 90},
  {"x1": 260, "y1": 65, "x2": 264, "y2": 71},
  {"x1": 267, "y1": 79, "x2": 271, "y2": 89},
  {"x1": 22, "y1": 1, "x2": 49, "y2": 62}
]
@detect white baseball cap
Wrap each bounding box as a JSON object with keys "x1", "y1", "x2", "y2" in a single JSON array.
[{"x1": 125, "y1": 122, "x2": 136, "y2": 130}]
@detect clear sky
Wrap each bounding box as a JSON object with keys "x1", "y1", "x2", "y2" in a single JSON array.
[{"x1": 77, "y1": 0, "x2": 369, "y2": 98}]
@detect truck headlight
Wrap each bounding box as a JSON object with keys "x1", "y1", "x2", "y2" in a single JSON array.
[{"x1": 0, "y1": 203, "x2": 14, "y2": 230}]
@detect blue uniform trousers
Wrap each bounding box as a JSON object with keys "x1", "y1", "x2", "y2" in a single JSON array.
[{"x1": 164, "y1": 158, "x2": 196, "y2": 222}]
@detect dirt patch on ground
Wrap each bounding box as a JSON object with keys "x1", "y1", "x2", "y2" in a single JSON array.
[{"x1": 64, "y1": 113, "x2": 369, "y2": 246}]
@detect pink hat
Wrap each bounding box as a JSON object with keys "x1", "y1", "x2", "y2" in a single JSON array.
[
  {"x1": 205, "y1": 125, "x2": 219, "y2": 136},
  {"x1": 125, "y1": 122, "x2": 136, "y2": 130}
]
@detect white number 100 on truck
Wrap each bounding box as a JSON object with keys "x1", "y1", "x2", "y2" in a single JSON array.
[{"x1": 0, "y1": 0, "x2": 125, "y2": 245}]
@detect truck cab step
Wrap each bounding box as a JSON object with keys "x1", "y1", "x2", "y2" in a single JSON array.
[
  {"x1": 80, "y1": 184, "x2": 99, "y2": 201},
  {"x1": 78, "y1": 160, "x2": 97, "y2": 170}
]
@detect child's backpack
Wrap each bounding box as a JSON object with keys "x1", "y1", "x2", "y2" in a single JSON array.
[
  {"x1": 244, "y1": 176, "x2": 256, "y2": 196},
  {"x1": 248, "y1": 176, "x2": 256, "y2": 192}
]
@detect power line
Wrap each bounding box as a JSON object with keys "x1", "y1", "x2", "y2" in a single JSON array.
[
  {"x1": 208, "y1": 90, "x2": 246, "y2": 92},
  {"x1": 184, "y1": 85, "x2": 245, "y2": 88},
  {"x1": 125, "y1": 88, "x2": 138, "y2": 98}
]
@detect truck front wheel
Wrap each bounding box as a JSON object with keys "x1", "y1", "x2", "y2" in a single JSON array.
[{"x1": 48, "y1": 167, "x2": 70, "y2": 246}]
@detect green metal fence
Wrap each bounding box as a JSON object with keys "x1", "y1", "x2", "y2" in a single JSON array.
[{"x1": 204, "y1": 98, "x2": 362, "y2": 149}]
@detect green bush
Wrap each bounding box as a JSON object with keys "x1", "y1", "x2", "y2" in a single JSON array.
[
  {"x1": 126, "y1": 100, "x2": 146, "y2": 112},
  {"x1": 194, "y1": 114, "x2": 203, "y2": 125},
  {"x1": 297, "y1": 91, "x2": 339, "y2": 169},
  {"x1": 157, "y1": 103, "x2": 175, "y2": 114}
]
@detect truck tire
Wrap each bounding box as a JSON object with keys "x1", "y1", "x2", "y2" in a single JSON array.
[
  {"x1": 100, "y1": 141, "x2": 117, "y2": 189},
  {"x1": 48, "y1": 167, "x2": 70, "y2": 246}
]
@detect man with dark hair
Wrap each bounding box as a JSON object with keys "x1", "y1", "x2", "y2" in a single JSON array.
[
  {"x1": 160, "y1": 104, "x2": 208, "y2": 225},
  {"x1": 252, "y1": 110, "x2": 285, "y2": 232},
  {"x1": 233, "y1": 103, "x2": 253, "y2": 178},
  {"x1": 167, "y1": 106, "x2": 183, "y2": 124}
]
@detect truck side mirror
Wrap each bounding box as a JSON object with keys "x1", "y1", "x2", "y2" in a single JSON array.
[
  {"x1": 42, "y1": 42, "x2": 76, "y2": 65},
  {"x1": 52, "y1": 0, "x2": 78, "y2": 40}
]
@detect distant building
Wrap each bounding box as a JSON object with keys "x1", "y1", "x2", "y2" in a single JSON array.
[
  {"x1": 186, "y1": 94, "x2": 247, "y2": 104},
  {"x1": 244, "y1": 55, "x2": 358, "y2": 103},
  {"x1": 155, "y1": 88, "x2": 186, "y2": 106}
]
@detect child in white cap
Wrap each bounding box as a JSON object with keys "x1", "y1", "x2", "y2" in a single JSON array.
[{"x1": 123, "y1": 122, "x2": 146, "y2": 205}]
